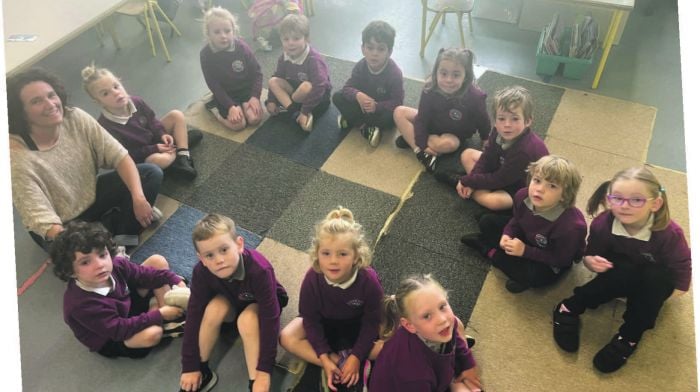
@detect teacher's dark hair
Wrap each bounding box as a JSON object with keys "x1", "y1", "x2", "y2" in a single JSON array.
[{"x1": 6, "y1": 67, "x2": 69, "y2": 136}]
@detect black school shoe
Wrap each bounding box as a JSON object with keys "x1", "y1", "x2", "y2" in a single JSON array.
[
  {"x1": 552, "y1": 303, "x2": 581, "y2": 352},
  {"x1": 505, "y1": 279, "x2": 529, "y2": 294},
  {"x1": 169, "y1": 155, "x2": 198, "y2": 180},
  {"x1": 178, "y1": 368, "x2": 218, "y2": 392},
  {"x1": 187, "y1": 129, "x2": 203, "y2": 148},
  {"x1": 434, "y1": 169, "x2": 462, "y2": 188},
  {"x1": 593, "y1": 334, "x2": 637, "y2": 373},
  {"x1": 395, "y1": 135, "x2": 410, "y2": 149}
]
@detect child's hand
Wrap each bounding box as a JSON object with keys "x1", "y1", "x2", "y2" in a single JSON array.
[
  {"x1": 161, "y1": 134, "x2": 175, "y2": 147},
  {"x1": 499, "y1": 234, "x2": 512, "y2": 249},
  {"x1": 159, "y1": 305, "x2": 184, "y2": 321},
  {"x1": 247, "y1": 97, "x2": 263, "y2": 117},
  {"x1": 502, "y1": 237, "x2": 525, "y2": 257},
  {"x1": 157, "y1": 143, "x2": 176, "y2": 153},
  {"x1": 339, "y1": 354, "x2": 361, "y2": 386},
  {"x1": 583, "y1": 255, "x2": 613, "y2": 273},
  {"x1": 227, "y1": 105, "x2": 244, "y2": 124},
  {"x1": 356, "y1": 92, "x2": 375, "y2": 113},
  {"x1": 456, "y1": 182, "x2": 472, "y2": 199},
  {"x1": 180, "y1": 371, "x2": 202, "y2": 391},
  {"x1": 454, "y1": 366, "x2": 482, "y2": 391},
  {"x1": 266, "y1": 101, "x2": 280, "y2": 115},
  {"x1": 252, "y1": 371, "x2": 271, "y2": 392},
  {"x1": 319, "y1": 354, "x2": 341, "y2": 392}
]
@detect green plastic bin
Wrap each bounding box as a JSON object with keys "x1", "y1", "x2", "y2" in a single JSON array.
[{"x1": 536, "y1": 28, "x2": 593, "y2": 80}]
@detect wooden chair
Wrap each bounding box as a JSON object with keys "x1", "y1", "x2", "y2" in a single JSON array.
[
  {"x1": 420, "y1": 0, "x2": 474, "y2": 57},
  {"x1": 108, "y1": 0, "x2": 182, "y2": 62}
]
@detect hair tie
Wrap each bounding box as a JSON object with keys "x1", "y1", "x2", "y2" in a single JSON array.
[
  {"x1": 659, "y1": 186, "x2": 666, "y2": 193},
  {"x1": 390, "y1": 294, "x2": 396, "y2": 301}
]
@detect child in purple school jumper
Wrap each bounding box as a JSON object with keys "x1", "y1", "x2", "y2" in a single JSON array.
[
  {"x1": 81, "y1": 64, "x2": 202, "y2": 180},
  {"x1": 179, "y1": 214, "x2": 287, "y2": 392},
  {"x1": 201, "y1": 6, "x2": 264, "y2": 132},
  {"x1": 370, "y1": 274, "x2": 482, "y2": 392},
  {"x1": 462, "y1": 155, "x2": 587, "y2": 294},
  {"x1": 553, "y1": 167, "x2": 691, "y2": 373},
  {"x1": 280, "y1": 207, "x2": 384, "y2": 392},
  {"x1": 332, "y1": 20, "x2": 404, "y2": 147},
  {"x1": 51, "y1": 220, "x2": 189, "y2": 359},
  {"x1": 454, "y1": 85, "x2": 548, "y2": 213},
  {"x1": 393, "y1": 48, "x2": 490, "y2": 172},
  {"x1": 265, "y1": 13, "x2": 332, "y2": 132}
]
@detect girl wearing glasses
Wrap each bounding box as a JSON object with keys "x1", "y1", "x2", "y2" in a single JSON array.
[{"x1": 552, "y1": 166, "x2": 691, "y2": 374}]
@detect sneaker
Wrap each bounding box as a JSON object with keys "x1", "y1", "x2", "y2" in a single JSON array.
[
  {"x1": 179, "y1": 368, "x2": 218, "y2": 392},
  {"x1": 163, "y1": 317, "x2": 186, "y2": 338},
  {"x1": 593, "y1": 334, "x2": 637, "y2": 373},
  {"x1": 360, "y1": 125, "x2": 381, "y2": 147},
  {"x1": 170, "y1": 154, "x2": 198, "y2": 180},
  {"x1": 395, "y1": 136, "x2": 410, "y2": 149},
  {"x1": 416, "y1": 151, "x2": 437, "y2": 172},
  {"x1": 165, "y1": 285, "x2": 191, "y2": 309},
  {"x1": 301, "y1": 113, "x2": 314, "y2": 132},
  {"x1": 151, "y1": 206, "x2": 163, "y2": 222},
  {"x1": 256, "y1": 36, "x2": 272, "y2": 51},
  {"x1": 434, "y1": 169, "x2": 461, "y2": 187},
  {"x1": 505, "y1": 279, "x2": 529, "y2": 293},
  {"x1": 187, "y1": 129, "x2": 204, "y2": 148},
  {"x1": 552, "y1": 303, "x2": 581, "y2": 352},
  {"x1": 337, "y1": 114, "x2": 350, "y2": 131},
  {"x1": 465, "y1": 334, "x2": 476, "y2": 348}
]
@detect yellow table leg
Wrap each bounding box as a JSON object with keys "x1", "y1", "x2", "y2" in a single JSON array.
[{"x1": 592, "y1": 9, "x2": 624, "y2": 89}]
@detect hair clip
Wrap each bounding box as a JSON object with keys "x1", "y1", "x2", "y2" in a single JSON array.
[{"x1": 659, "y1": 186, "x2": 666, "y2": 193}]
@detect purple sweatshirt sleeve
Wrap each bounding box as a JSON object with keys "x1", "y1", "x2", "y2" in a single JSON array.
[
  {"x1": 118, "y1": 255, "x2": 182, "y2": 288},
  {"x1": 249, "y1": 256, "x2": 283, "y2": 374},
  {"x1": 69, "y1": 295, "x2": 163, "y2": 343},
  {"x1": 341, "y1": 61, "x2": 363, "y2": 102},
  {"x1": 134, "y1": 97, "x2": 167, "y2": 141},
  {"x1": 413, "y1": 90, "x2": 433, "y2": 150},
  {"x1": 299, "y1": 270, "x2": 332, "y2": 357},
  {"x1": 375, "y1": 62, "x2": 405, "y2": 113},
  {"x1": 662, "y1": 224, "x2": 692, "y2": 291},
  {"x1": 97, "y1": 115, "x2": 158, "y2": 164},
  {"x1": 300, "y1": 52, "x2": 331, "y2": 115},
  {"x1": 350, "y1": 269, "x2": 384, "y2": 361}
]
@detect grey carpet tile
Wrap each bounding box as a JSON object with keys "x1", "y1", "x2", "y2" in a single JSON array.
[
  {"x1": 185, "y1": 143, "x2": 317, "y2": 236},
  {"x1": 477, "y1": 70, "x2": 565, "y2": 139},
  {"x1": 245, "y1": 105, "x2": 350, "y2": 169},
  {"x1": 372, "y1": 233, "x2": 490, "y2": 323},
  {"x1": 130, "y1": 204, "x2": 262, "y2": 282},
  {"x1": 159, "y1": 131, "x2": 243, "y2": 202},
  {"x1": 266, "y1": 171, "x2": 400, "y2": 252},
  {"x1": 387, "y1": 172, "x2": 494, "y2": 263}
]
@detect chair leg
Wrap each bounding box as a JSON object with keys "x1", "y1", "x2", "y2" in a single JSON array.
[
  {"x1": 104, "y1": 15, "x2": 122, "y2": 50},
  {"x1": 152, "y1": 1, "x2": 181, "y2": 36},
  {"x1": 457, "y1": 12, "x2": 465, "y2": 48},
  {"x1": 468, "y1": 11, "x2": 473, "y2": 33},
  {"x1": 142, "y1": 6, "x2": 157, "y2": 57},
  {"x1": 423, "y1": 11, "x2": 444, "y2": 56},
  {"x1": 95, "y1": 23, "x2": 105, "y2": 47},
  {"x1": 420, "y1": 5, "x2": 429, "y2": 57},
  {"x1": 147, "y1": 2, "x2": 172, "y2": 61}
]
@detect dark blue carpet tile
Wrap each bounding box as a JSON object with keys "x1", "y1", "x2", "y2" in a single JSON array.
[
  {"x1": 388, "y1": 172, "x2": 492, "y2": 262},
  {"x1": 130, "y1": 204, "x2": 262, "y2": 281},
  {"x1": 266, "y1": 171, "x2": 400, "y2": 252},
  {"x1": 184, "y1": 143, "x2": 317, "y2": 236},
  {"x1": 159, "y1": 132, "x2": 242, "y2": 202},
  {"x1": 245, "y1": 105, "x2": 349, "y2": 169},
  {"x1": 372, "y1": 233, "x2": 490, "y2": 323},
  {"x1": 476, "y1": 70, "x2": 565, "y2": 139}
]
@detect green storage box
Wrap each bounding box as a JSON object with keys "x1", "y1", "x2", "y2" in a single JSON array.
[{"x1": 536, "y1": 28, "x2": 593, "y2": 80}]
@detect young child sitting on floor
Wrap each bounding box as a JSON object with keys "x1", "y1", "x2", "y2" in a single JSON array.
[
  {"x1": 370, "y1": 274, "x2": 482, "y2": 391},
  {"x1": 81, "y1": 64, "x2": 202, "y2": 180},
  {"x1": 462, "y1": 155, "x2": 587, "y2": 294},
  {"x1": 178, "y1": 214, "x2": 288, "y2": 392},
  {"x1": 51, "y1": 220, "x2": 189, "y2": 359},
  {"x1": 201, "y1": 6, "x2": 265, "y2": 132},
  {"x1": 454, "y1": 85, "x2": 549, "y2": 212},
  {"x1": 332, "y1": 20, "x2": 404, "y2": 147},
  {"x1": 280, "y1": 207, "x2": 383, "y2": 392},
  {"x1": 265, "y1": 13, "x2": 331, "y2": 132}
]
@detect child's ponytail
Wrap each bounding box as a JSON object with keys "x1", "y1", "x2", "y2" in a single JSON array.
[
  {"x1": 379, "y1": 294, "x2": 401, "y2": 340},
  {"x1": 586, "y1": 180, "x2": 611, "y2": 217},
  {"x1": 80, "y1": 62, "x2": 116, "y2": 99}
]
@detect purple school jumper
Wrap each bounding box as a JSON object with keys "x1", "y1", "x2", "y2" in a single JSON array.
[
  {"x1": 503, "y1": 188, "x2": 587, "y2": 269},
  {"x1": 267, "y1": 45, "x2": 332, "y2": 114},
  {"x1": 369, "y1": 319, "x2": 475, "y2": 392},
  {"x1": 299, "y1": 267, "x2": 383, "y2": 361},
  {"x1": 413, "y1": 84, "x2": 491, "y2": 150},
  {"x1": 341, "y1": 58, "x2": 404, "y2": 114},
  {"x1": 587, "y1": 211, "x2": 692, "y2": 291},
  {"x1": 459, "y1": 128, "x2": 548, "y2": 195},
  {"x1": 181, "y1": 248, "x2": 286, "y2": 374},
  {"x1": 98, "y1": 96, "x2": 166, "y2": 164},
  {"x1": 200, "y1": 38, "x2": 263, "y2": 110},
  {"x1": 63, "y1": 256, "x2": 182, "y2": 351}
]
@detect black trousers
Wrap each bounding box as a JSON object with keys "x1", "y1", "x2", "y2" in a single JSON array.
[
  {"x1": 563, "y1": 258, "x2": 676, "y2": 342},
  {"x1": 331, "y1": 91, "x2": 395, "y2": 130},
  {"x1": 477, "y1": 212, "x2": 512, "y2": 250},
  {"x1": 491, "y1": 250, "x2": 565, "y2": 288}
]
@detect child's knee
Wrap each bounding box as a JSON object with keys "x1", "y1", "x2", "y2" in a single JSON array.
[
  {"x1": 166, "y1": 109, "x2": 185, "y2": 123},
  {"x1": 203, "y1": 296, "x2": 232, "y2": 326},
  {"x1": 142, "y1": 254, "x2": 169, "y2": 270},
  {"x1": 128, "y1": 325, "x2": 163, "y2": 348},
  {"x1": 236, "y1": 304, "x2": 259, "y2": 333}
]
